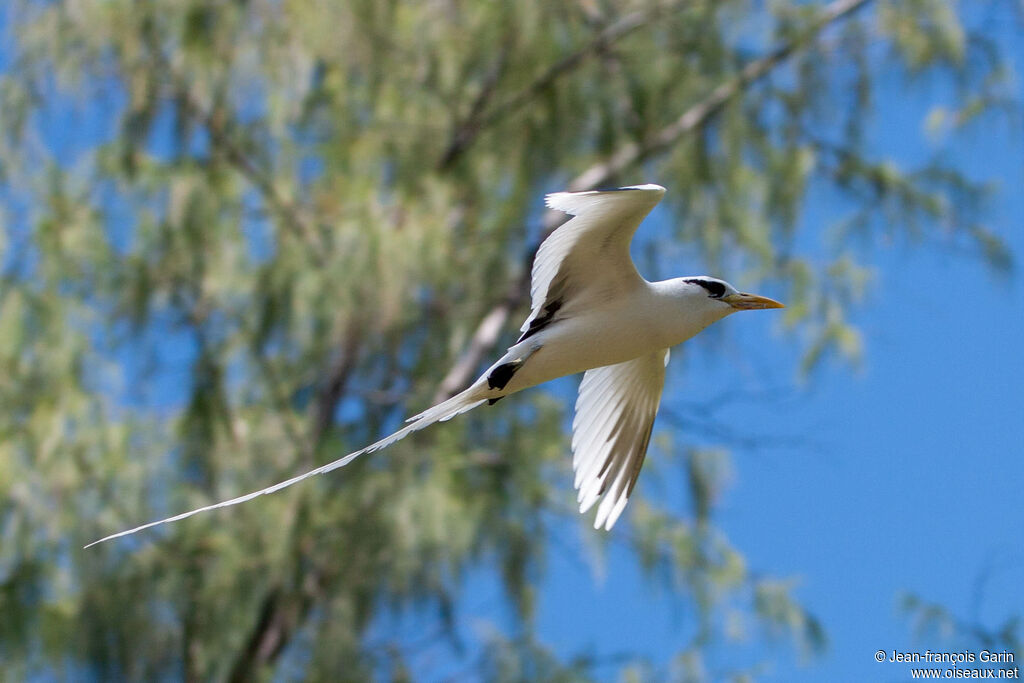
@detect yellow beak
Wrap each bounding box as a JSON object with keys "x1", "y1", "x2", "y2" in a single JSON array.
[{"x1": 722, "y1": 292, "x2": 785, "y2": 310}]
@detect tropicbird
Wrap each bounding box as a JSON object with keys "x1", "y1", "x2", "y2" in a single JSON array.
[{"x1": 88, "y1": 183, "x2": 783, "y2": 547}]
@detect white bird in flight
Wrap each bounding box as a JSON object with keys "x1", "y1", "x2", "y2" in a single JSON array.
[{"x1": 88, "y1": 184, "x2": 783, "y2": 547}]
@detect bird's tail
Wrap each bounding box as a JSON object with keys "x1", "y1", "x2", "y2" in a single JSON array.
[{"x1": 85, "y1": 385, "x2": 489, "y2": 548}]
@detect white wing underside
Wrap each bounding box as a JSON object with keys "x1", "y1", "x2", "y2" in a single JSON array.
[
  {"x1": 572, "y1": 348, "x2": 669, "y2": 530},
  {"x1": 523, "y1": 184, "x2": 666, "y2": 334}
]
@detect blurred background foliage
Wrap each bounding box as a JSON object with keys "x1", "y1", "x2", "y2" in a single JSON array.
[
  {"x1": 900, "y1": 586, "x2": 1020, "y2": 678},
  {"x1": 0, "y1": 0, "x2": 1018, "y2": 680}
]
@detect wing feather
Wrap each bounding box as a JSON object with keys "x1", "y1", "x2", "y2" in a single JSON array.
[
  {"x1": 571, "y1": 348, "x2": 669, "y2": 530},
  {"x1": 522, "y1": 184, "x2": 666, "y2": 336}
]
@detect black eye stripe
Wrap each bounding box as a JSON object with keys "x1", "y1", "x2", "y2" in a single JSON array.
[{"x1": 684, "y1": 278, "x2": 726, "y2": 298}]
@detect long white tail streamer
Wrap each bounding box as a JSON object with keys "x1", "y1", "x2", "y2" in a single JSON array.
[{"x1": 85, "y1": 389, "x2": 486, "y2": 548}]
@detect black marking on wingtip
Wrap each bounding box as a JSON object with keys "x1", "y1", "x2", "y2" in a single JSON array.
[
  {"x1": 487, "y1": 396, "x2": 504, "y2": 406},
  {"x1": 487, "y1": 360, "x2": 522, "y2": 391}
]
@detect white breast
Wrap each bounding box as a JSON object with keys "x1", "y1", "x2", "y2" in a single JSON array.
[{"x1": 500, "y1": 280, "x2": 725, "y2": 394}]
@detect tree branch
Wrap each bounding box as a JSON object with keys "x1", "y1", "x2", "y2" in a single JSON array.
[
  {"x1": 310, "y1": 323, "x2": 364, "y2": 445},
  {"x1": 434, "y1": 0, "x2": 873, "y2": 399},
  {"x1": 225, "y1": 324, "x2": 363, "y2": 678},
  {"x1": 226, "y1": 566, "x2": 323, "y2": 682},
  {"x1": 571, "y1": 0, "x2": 872, "y2": 191},
  {"x1": 433, "y1": 296, "x2": 517, "y2": 403},
  {"x1": 438, "y1": 1, "x2": 688, "y2": 169},
  {"x1": 165, "y1": 70, "x2": 325, "y2": 264},
  {"x1": 438, "y1": 32, "x2": 515, "y2": 169}
]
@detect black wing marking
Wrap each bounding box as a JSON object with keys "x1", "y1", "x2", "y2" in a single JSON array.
[
  {"x1": 517, "y1": 297, "x2": 562, "y2": 343},
  {"x1": 487, "y1": 359, "x2": 523, "y2": 391},
  {"x1": 517, "y1": 271, "x2": 570, "y2": 344}
]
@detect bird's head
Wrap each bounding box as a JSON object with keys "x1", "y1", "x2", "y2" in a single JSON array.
[{"x1": 682, "y1": 276, "x2": 785, "y2": 314}]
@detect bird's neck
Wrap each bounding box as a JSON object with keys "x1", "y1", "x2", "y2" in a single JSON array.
[{"x1": 647, "y1": 278, "x2": 732, "y2": 346}]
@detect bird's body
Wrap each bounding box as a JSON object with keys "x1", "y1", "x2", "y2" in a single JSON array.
[
  {"x1": 484, "y1": 278, "x2": 727, "y2": 397},
  {"x1": 88, "y1": 183, "x2": 783, "y2": 547}
]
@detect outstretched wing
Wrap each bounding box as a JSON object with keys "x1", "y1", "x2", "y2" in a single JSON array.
[
  {"x1": 572, "y1": 348, "x2": 669, "y2": 530},
  {"x1": 519, "y1": 184, "x2": 666, "y2": 342}
]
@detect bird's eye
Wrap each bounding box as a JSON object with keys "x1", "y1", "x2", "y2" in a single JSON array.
[{"x1": 686, "y1": 278, "x2": 726, "y2": 298}]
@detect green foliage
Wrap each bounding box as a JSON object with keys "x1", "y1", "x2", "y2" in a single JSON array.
[{"x1": 0, "y1": 0, "x2": 1016, "y2": 679}]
